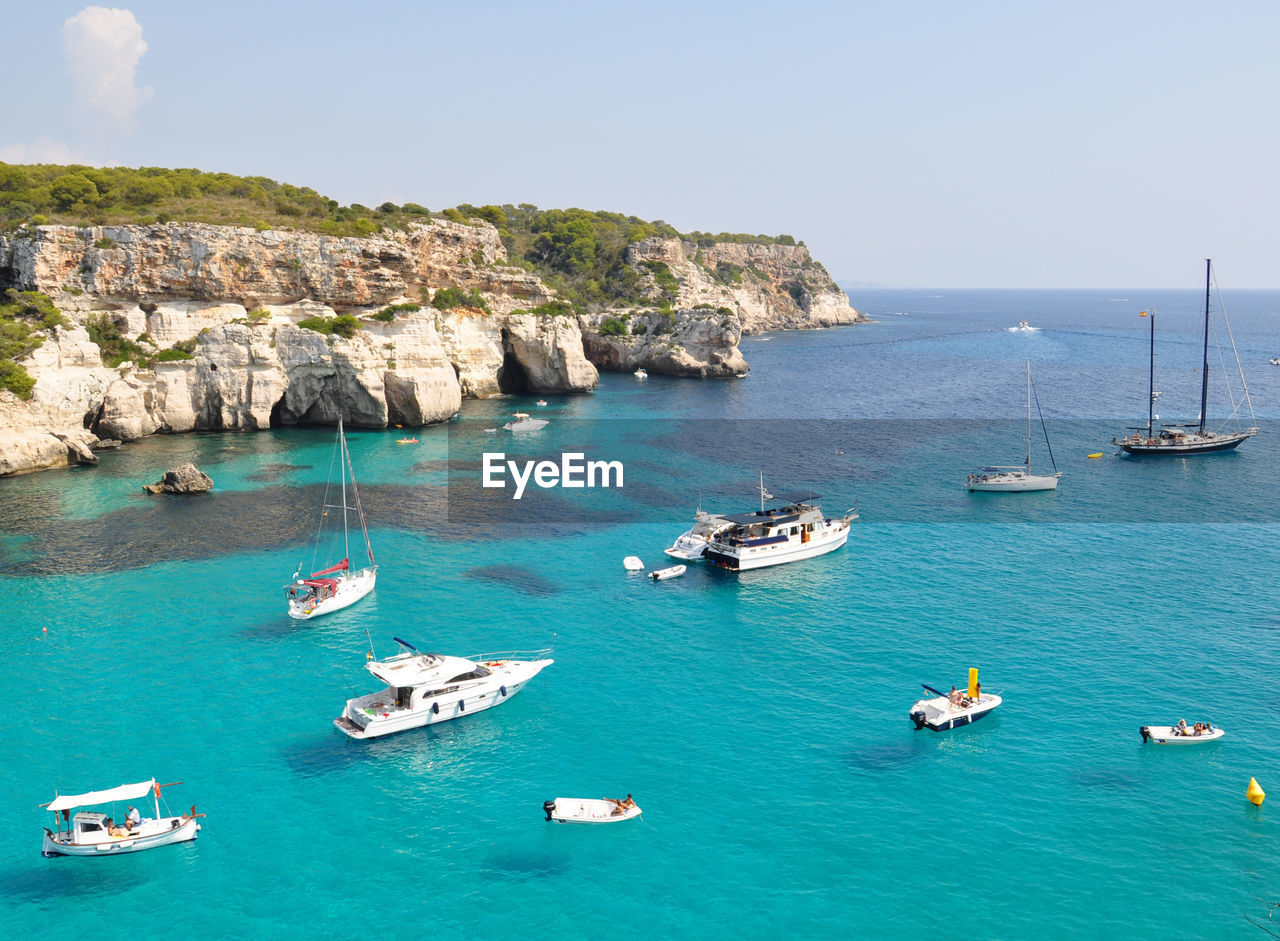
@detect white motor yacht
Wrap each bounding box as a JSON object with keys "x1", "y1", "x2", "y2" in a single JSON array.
[
  {"x1": 334, "y1": 638, "x2": 553, "y2": 739},
  {"x1": 634, "y1": 368, "x2": 648, "y2": 379},
  {"x1": 702, "y1": 479, "x2": 856, "y2": 572},
  {"x1": 503, "y1": 412, "x2": 549, "y2": 432}
]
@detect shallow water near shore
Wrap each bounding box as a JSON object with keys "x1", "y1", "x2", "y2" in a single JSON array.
[{"x1": 3, "y1": 288, "x2": 1280, "y2": 937}]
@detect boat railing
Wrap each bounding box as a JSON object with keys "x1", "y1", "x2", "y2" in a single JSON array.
[{"x1": 467, "y1": 648, "x2": 554, "y2": 663}]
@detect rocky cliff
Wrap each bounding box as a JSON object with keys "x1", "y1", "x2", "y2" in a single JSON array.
[
  {"x1": 0, "y1": 219, "x2": 863, "y2": 476},
  {"x1": 619, "y1": 237, "x2": 864, "y2": 334},
  {"x1": 0, "y1": 220, "x2": 597, "y2": 474}
]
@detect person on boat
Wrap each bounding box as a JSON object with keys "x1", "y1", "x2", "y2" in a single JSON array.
[
  {"x1": 126, "y1": 805, "x2": 141, "y2": 830},
  {"x1": 974, "y1": 681, "x2": 981, "y2": 702},
  {"x1": 1176, "y1": 718, "x2": 1188, "y2": 735},
  {"x1": 610, "y1": 794, "x2": 635, "y2": 815},
  {"x1": 948, "y1": 686, "x2": 959, "y2": 706},
  {"x1": 106, "y1": 817, "x2": 126, "y2": 837}
]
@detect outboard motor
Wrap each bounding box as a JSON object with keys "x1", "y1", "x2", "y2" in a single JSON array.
[
  {"x1": 910, "y1": 710, "x2": 926, "y2": 730},
  {"x1": 543, "y1": 800, "x2": 557, "y2": 822},
  {"x1": 1139, "y1": 726, "x2": 1151, "y2": 742}
]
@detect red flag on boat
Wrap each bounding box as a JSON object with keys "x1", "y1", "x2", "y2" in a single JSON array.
[{"x1": 1138, "y1": 310, "x2": 1148, "y2": 317}]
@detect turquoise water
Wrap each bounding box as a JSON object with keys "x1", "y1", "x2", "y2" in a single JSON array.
[{"x1": 3, "y1": 289, "x2": 1280, "y2": 938}]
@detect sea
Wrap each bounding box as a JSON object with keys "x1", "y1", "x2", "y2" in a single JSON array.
[{"x1": 2, "y1": 287, "x2": 1280, "y2": 939}]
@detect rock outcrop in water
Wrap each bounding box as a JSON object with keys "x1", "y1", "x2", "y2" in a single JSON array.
[
  {"x1": 143, "y1": 461, "x2": 213, "y2": 494},
  {"x1": 0, "y1": 218, "x2": 862, "y2": 475}
]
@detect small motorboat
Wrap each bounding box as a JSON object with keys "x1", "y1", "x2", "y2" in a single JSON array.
[
  {"x1": 622, "y1": 556, "x2": 645, "y2": 572},
  {"x1": 1270, "y1": 357, "x2": 1280, "y2": 366},
  {"x1": 909, "y1": 680, "x2": 1001, "y2": 731},
  {"x1": 396, "y1": 437, "x2": 418, "y2": 444},
  {"x1": 634, "y1": 368, "x2": 648, "y2": 379},
  {"x1": 503, "y1": 412, "x2": 549, "y2": 432},
  {"x1": 650, "y1": 564, "x2": 686, "y2": 581},
  {"x1": 1140, "y1": 722, "x2": 1224, "y2": 744},
  {"x1": 543, "y1": 796, "x2": 641, "y2": 824},
  {"x1": 536, "y1": 399, "x2": 548, "y2": 406},
  {"x1": 1008, "y1": 320, "x2": 1039, "y2": 332}
]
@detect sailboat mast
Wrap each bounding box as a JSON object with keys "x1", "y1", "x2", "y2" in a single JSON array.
[
  {"x1": 1025, "y1": 361, "x2": 1032, "y2": 467},
  {"x1": 339, "y1": 418, "x2": 350, "y2": 564},
  {"x1": 1199, "y1": 258, "x2": 1211, "y2": 434},
  {"x1": 1147, "y1": 309, "x2": 1155, "y2": 437}
]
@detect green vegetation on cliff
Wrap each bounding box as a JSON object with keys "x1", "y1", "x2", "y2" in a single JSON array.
[
  {"x1": 0, "y1": 164, "x2": 809, "y2": 315},
  {"x1": 0, "y1": 290, "x2": 68, "y2": 399}
]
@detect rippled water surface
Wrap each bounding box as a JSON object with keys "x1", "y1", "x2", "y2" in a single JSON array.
[{"x1": 3, "y1": 289, "x2": 1280, "y2": 938}]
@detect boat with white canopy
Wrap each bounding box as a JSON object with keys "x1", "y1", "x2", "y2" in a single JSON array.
[
  {"x1": 41, "y1": 779, "x2": 201, "y2": 857},
  {"x1": 285, "y1": 419, "x2": 377, "y2": 619},
  {"x1": 334, "y1": 637, "x2": 554, "y2": 739}
]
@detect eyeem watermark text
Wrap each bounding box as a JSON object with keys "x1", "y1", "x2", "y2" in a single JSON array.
[{"x1": 482, "y1": 452, "x2": 624, "y2": 500}]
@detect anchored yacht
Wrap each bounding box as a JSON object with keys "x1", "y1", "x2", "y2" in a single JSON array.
[
  {"x1": 334, "y1": 638, "x2": 553, "y2": 739},
  {"x1": 700, "y1": 478, "x2": 856, "y2": 572}
]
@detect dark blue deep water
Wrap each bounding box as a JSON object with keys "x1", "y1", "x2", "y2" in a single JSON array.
[{"x1": 2, "y1": 288, "x2": 1279, "y2": 938}]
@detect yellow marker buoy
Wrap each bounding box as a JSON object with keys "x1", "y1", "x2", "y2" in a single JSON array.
[
  {"x1": 967, "y1": 667, "x2": 979, "y2": 699},
  {"x1": 1248, "y1": 777, "x2": 1265, "y2": 806},
  {"x1": 1086, "y1": 453, "x2": 1102, "y2": 459}
]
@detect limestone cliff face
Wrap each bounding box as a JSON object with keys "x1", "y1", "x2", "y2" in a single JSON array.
[
  {"x1": 623, "y1": 237, "x2": 864, "y2": 334},
  {"x1": 0, "y1": 221, "x2": 597, "y2": 475},
  {"x1": 579, "y1": 309, "x2": 748, "y2": 378}
]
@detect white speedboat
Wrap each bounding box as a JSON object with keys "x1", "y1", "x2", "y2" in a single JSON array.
[
  {"x1": 1140, "y1": 722, "x2": 1224, "y2": 744},
  {"x1": 967, "y1": 362, "x2": 1061, "y2": 492},
  {"x1": 650, "y1": 564, "x2": 686, "y2": 581},
  {"x1": 702, "y1": 477, "x2": 856, "y2": 572},
  {"x1": 41, "y1": 780, "x2": 202, "y2": 857},
  {"x1": 664, "y1": 510, "x2": 733, "y2": 560},
  {"x1": 543, "y1": 796, "x2": 641, "y2": 824},
  {"x1": 286, "y1": 419, "x2": 378, "y2": 619},
  {"x1": 334, "y1": 638, "x2": 553, "y2": 739},
  {"x1": 909, "y1": 683, "x2": 1002, "y2": 731},
  {"x1": 622, "y1": 556, "x2": 645, "y2": 571},
  {"x1": 1008, "y1": 320, "x2": 1039, "y2": 332},
  {"x1": 503, "y1": 412, "x2": 549, "y2": 432},
  {"x1": 634, "y1": 368, "x2": 648, "y2": 379}
]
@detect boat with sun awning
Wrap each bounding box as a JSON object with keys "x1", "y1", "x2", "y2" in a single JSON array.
[{"x1": 41, "y1": 779, "x2": 202, "y2": 857}]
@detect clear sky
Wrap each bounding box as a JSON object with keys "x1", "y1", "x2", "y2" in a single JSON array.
[{"x1": 3, "y1": 1, "x2": 1278, "y2": 288}]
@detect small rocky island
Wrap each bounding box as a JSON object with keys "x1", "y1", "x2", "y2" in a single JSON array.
[
  {"x1": 144, "y1": 462, "x2": 213, "y2": 494},
  {"x1": 0, "y1": 170, "x2": 865, "y2": 476}
]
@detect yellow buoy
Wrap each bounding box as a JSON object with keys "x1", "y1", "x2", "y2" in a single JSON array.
[
  {"x1": 1248, "y1": 777, "x2": 1265, "y2": 806},
  {"x1": 1086, "y1": 453, "x2": 1103, "y2": 459},
  {"x1": 967, "y1": 667, "x2": 979, "y2": 699}
]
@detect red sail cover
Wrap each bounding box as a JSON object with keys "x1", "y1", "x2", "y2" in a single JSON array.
[{"x1": 310, "y1": 558, "x2": 349, "y2": 578}]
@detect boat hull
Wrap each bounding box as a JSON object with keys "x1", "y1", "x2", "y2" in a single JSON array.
[
  {"x1": 42, "y1": 817, "x2": 200, "y2": 857},
  {"x1": 334, "y1": 659, "x2": 552, "y2": 739},
  {"x1": 705, "y1": 525, "x2": 849, "y2": 572},
  {"x1": 967, "y1": 474, "x2": 1058, "y2": 492},
  {"x1": 1139, "y1": 725, "x2": 1225, "y2": 744},
  {"x1": 910, "y1": 693, "x2": 1002, "y2": 731},
  {"x1": 1118, "y1": 431, "x2": 1255, "y2": 455},
  {"x1": 288, "y1": 567, "x2": 377, "y2": 620},
  {"x1": 545, "y1": 798, "x2": 642, "y2": 824}
]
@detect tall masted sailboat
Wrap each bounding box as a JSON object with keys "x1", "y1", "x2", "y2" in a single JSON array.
[
  {"x1": 1114, "y1": 259, "x2": 1258, "y2": 455},
  {"x1": 285, "y1": 420, "x2": 377, "y2": 619}
]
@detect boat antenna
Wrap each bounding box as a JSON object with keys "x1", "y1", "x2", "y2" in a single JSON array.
[
  {"x1": 1030, "y1": 368, "x2": 1059, "y2": 475},
  {"x1": 1199, "y1": 258, "x2": 1212, "y2": 434},
  {"x1": 759, "y1": 471, "x2": 766, "y2": 513}
]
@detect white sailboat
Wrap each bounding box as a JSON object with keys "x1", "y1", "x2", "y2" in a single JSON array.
[
  {"x1": 285, "y1": 420, "x2": 377, "y2": 619},
  {"x1": 967, "y1": 362, "x2": 1061, "y2": 492}
]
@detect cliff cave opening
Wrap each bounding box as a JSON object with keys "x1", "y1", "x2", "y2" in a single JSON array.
[
  {"x1": 269, "y1": 396, "x2": 287, "y2": 428},
  {"x1": 497, "y1": 352, "x2": 531, "y2": 395}
]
